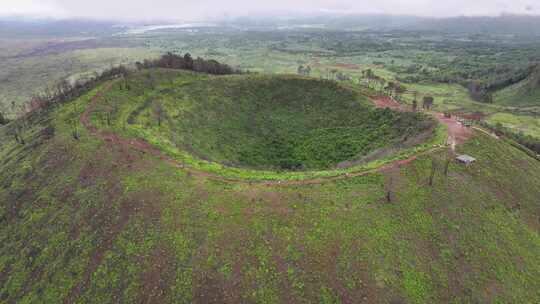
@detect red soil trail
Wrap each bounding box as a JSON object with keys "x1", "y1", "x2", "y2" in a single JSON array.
[
  {"x1": 333, "y1": 63, "x2": 361, "y2": 70},
  {"x1": 371, "y1": 96, "x2": 408, "y2": 111},
  {"x1": 80, "y1": 86, "x2": 460, "y2": 187},
  {"x1": 371, "y1": 96, "x2": 474, "y2": 145},
  {"x1": 434, "y1": 112, "x2": 473, "y2": 145}
]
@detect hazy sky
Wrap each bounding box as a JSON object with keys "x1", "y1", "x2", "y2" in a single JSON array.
[{"x1": 1, "y1": 0, "x2": 538, "y2": 20}]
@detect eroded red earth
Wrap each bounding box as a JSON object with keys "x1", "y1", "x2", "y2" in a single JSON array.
[{"x1": 371, "y1": 96, "x2": 473, "y2": 145}]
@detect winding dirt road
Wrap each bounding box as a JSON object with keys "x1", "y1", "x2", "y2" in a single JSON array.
[{"x1": 80, "y1": 86, "x2": 470, "y2": 186}]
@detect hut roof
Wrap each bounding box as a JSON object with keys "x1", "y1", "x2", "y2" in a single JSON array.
[{"x1": 457, "y1": 154, "x2": 476, "y2": 164}]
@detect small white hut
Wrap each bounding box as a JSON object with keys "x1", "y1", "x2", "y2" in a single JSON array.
[{"x1": 456, "y1": 154, "x2": 476, "y2": 165}]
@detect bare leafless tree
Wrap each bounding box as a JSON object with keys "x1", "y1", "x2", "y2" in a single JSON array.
[
  {"x1": 153, "y1": 100, "x2": 165, "y2": 127},
  {"x1": 444, "y1": 150, "x2": 455, "y2": 176},
  {"x1": 429, "y1": 158, "x2": 438, "y2": 186}
]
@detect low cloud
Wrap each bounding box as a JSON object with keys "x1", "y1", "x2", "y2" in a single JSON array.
[{"x1": 1, "y1": 0, "x2": 538, "y2": 20}]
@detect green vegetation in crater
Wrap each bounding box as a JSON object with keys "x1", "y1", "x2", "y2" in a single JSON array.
[{"x1": 98, "y1": 69, "x2": 436, "y2": 172}]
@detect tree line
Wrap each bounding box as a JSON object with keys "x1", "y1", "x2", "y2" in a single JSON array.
[
  {"x1": 135, "y1": 53, "x2": 240, "y2": 75},
  {"x1": 479, "y1": 121, "x2": 540, "y2": 155},
  {"x1": 25, "y1": 65, "x2": 130, "y2": 115},
  {"x1": 467, "y1": 63, "x2": 540, "y2": 102}
]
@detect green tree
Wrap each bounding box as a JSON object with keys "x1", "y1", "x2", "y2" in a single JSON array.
[
  {"x1": 9, "y1": 121, "x2": 25, "y2": 144},
  {"x1": 394, "y1": 83, "x2": 407, "y2": 101},
  {"x1": 422, "y1": 96, "x2": 434, "y2": 110},
  {"x1": 183, "y1": 53, "x2": 194, "y2": 70},
  {"x1": 385, "y1": 81, "x2": 396, "y2": 96},
  {"x1": 0, "y1": 111, "x2": 7, "y2": 125},
  {"x1": 297, "y1": 65, "x2": 305, "y2": 75},
  {"x1": 484, "y1": 92, "x2": 493, "y2": 103}
]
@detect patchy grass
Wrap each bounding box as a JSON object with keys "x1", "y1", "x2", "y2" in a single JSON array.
[{"x1": 0, "y1": 75, "x2": 539, "y2": 304}]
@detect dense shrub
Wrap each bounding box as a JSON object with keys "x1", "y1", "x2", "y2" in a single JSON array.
[
  {"x1": 136, "y1": 53, "x2": 239, "y2": 75},
  {"x1": 0, "y1": 112, "x2": 7, "y2": 125},
  {"x1": 121, "y1": 72, "x2": 435, "y2": 171}
]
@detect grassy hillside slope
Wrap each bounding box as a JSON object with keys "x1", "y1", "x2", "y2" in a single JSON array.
[
  {"x1": 494, "y1": 75, "x2": 540, "y2": 107},
  {"x1": 0, "y1": 76, "x2": 539, "y2": 303}
]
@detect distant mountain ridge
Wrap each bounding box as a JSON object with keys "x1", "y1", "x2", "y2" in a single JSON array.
[
  {"x1": 409, "y1": 14, "x2": 540, "y2": 35},
  {"x1": 222, "y1": 13, "x2": 540, "y2": 35},
  {"x1": 2, "y1": 14, "x2": 540, "y2": 37}
]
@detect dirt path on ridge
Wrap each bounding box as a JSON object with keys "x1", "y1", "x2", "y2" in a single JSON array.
[
  {"x1": 80, "y1": 86, "x2": 468, "y2": 186},
  {"x1": 371, "y1": 96, "x2": 473, "y2": 146}
]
